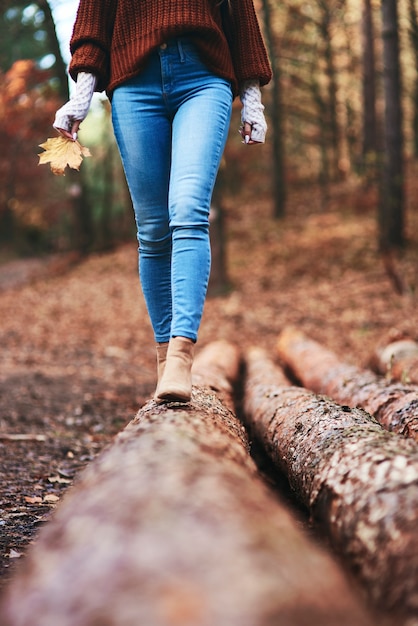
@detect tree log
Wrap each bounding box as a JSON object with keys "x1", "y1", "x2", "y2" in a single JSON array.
[
  {"x1": 243, "y1": 347, "x2": 418, "y2": 624},
  {"x1": 371, "y1": 338, "x2": 418, "y2": 385},
  {"x1": 0, "y1": 342, "x2": 372, "y2": 626},
  {"x1": 191, "y1": 339, "x2": 240, "y2": 411},
  {"x1": 277, "y1": 326, "x2": 418, "y2": 441}
]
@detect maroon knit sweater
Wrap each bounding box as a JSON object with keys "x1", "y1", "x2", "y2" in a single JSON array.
[{"x1": 68, "y1": 0, "x2": 272, "y2": 97}]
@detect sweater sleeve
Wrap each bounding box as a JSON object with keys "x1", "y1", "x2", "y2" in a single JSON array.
[
  {"x1": 68, "y1": 0, "x2": 117, "y2": 92},
  {"x1": 221, "y1": 0, "x2": 272, "y2": 86}
]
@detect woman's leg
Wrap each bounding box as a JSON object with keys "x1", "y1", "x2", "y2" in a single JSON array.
[
  {"x1": 111, "y1": 58, "x2": 173, "y2": 343},
  {"x1": 156, "y1": 42, "x2": 233, "y2": 402},
  {"x1": 113, "y1": 41, "x2": 232, "y2": 401},
  {"x1": 168, "y1": 75, "x2": 233, "y2": 341}
]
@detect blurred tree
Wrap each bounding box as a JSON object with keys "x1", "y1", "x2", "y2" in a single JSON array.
[
  {"x1": 261, "y1": 0, "x2": 286, "y2": 218},
  {"x1": 277, "y1": 0, "x2": 359, "y2": 187},
  {"x1": 0, "y1": 1, "x2": 68, "y2": 98},
  {"x1": 0, "y1": 59, "x2": 65, "y2": 252},
  {"x1": 379, "y1": 0, "x2": 404, "y2": 250},
  {"x1": 317, "y1": 0, "x2": 343, "y2": 180},
  {"x1": 0, "y1": 1, "x2": 118, "y2": 256},
  {"x1": 408, "y1": 0, "x2": 418, "y2": 158},
  {"x1": 362, "y1": 0, "x2": 379, "y2": 160}
]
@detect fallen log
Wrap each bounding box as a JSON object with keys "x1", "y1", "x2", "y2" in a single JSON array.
[
  {"x1": 191, "y1": 339, "x2": 240, "y2": 411},
  {"x1": 243, "y1": 347, "x2": 418, "y2": 624},
  {"x1": 0, "y1": 342, "x2": 373, "y2": 626},
  {"x1": 277, "y1": 326, "x2": 418, "y2": 441},
  {"x1": 371, "y1": 338, "x2": 418, "y2": 385}
]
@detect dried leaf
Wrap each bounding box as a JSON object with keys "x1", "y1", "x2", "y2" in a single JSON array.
[
  {"x1": 38, "y1": 136, "x2": 91, "y2": 176},
  {"x1": 43, "y1": 494, "x2": 60, "y2": 503},
  {"x1": 24, "y1": 496, "x2": 43, "y2": 504}
]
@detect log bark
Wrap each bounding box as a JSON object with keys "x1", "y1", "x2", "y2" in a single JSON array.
[
  {"x1": 277, "y1": 326, "x2": 418, "y2": 441},
  {"x1": 191, "y1": 339, "x2": 240, "y2": 411},
  {"x1": 0, "y1": 342, "x2": 372, "y2": 626},
  {"x1": 243, "y1": 347, "x2": 418, "y2": 624},
  {"x1": 371, "y1": 338, "x2": 418, "y2": 385}
]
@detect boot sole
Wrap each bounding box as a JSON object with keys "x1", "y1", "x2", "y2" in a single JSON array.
[{"x1": 155, "y1": 388, "x2": 191, "y2": 403}]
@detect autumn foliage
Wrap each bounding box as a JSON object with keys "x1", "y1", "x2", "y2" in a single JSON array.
[{"x1": 0, "y1": 60, "x2": 64, "y2": 251}]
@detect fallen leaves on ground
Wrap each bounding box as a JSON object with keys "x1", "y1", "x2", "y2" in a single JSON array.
[{"x1": 38, "y1": 136, "x2": 91, "y2": 176}]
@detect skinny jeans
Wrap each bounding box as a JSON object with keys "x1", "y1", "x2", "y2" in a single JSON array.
[{"x1": 112, "y1": 39, "x2": 233, "y2": 342}]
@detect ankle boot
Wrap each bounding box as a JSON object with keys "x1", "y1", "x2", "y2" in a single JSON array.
[
  {"x1": 154, "y1": 342, "x2": 169, "y2": 400},
  {"x1": 155, "y1": 336, "x2": 194, "y2": 403}
]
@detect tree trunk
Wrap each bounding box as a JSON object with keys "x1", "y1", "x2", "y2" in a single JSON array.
[
  {"x1": 379, "y1": 0, "x2": 404, "y2": 250},
  {"x1": 207, "y1": 203, "x2": 230, "y2": 296},
  {"x1": 0, "y1": 342, "x2": 372, "y2": 626},
  {"x1": 208, "y1": 166, "x2": 230, "y2": 296},
  {"x1": 319, "y1": 0, "x2": 341, "y2": 180},
  {"x1": 362, "y1": 0, "x2": 379, "y2": 158},
  {"x1": 68, "y1": 169, "x2": 95, "y2": 255},
  {"x1": 371, "y1": 338, "x2": 418, "y2": 385},
  {"x1": 39, "y1": 0, "x2": 70, "y2": 101},
  {"x1": 260, "y1": 0, "x2": 287, "y2": 218},
  {"x1": 276, "y1": 326, "x2": 418, "y2": 442},
  {"x1": 408, "y1": 0, "x2": 418, "y2": 157},
  {"x1": 243, "y1": 347, "x2": 418, "y2": 623}
]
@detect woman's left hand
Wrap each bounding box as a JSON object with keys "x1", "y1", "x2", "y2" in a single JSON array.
[
  {"x1": 240, "y1": 122, "x2": 261, "y2": 144},
  {"x1": 240, "y1": 79, "x2": 267, "y2": 145}
]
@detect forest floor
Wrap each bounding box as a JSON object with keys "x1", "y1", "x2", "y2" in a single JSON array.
[{"x1": 1, "y1": 171, "x2": 418, "y2": 620}]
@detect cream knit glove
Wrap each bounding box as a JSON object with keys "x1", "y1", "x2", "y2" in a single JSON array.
[
  {"x1": 240, "y1": 79, "x2": 267, "y2": 143},
  {"x1": 54, "y1": 72, "x2": 97, "y2": 137}
]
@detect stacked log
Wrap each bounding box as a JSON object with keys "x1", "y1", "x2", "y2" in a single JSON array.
[
  {"x1": 372, "y1": 338, "x2": 418, "y2": 385},
  {"x1": 0, "y1": 341, "x2": 372, "y2": 626},
  {"x1": 276, "y1": 326, "x2": 418, "y2": 441},
  {"x1": 243, "y1": 347, "x2": 418, "y2": 625}
]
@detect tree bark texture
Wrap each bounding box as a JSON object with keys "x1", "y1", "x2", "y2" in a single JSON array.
[
  {"x1": 0, "y1": 342, "x2": 372, "y2": 626},
  {"x1": 243, "y1": 347, "x2": 418, "y2": 623},
  {"x1": 191, "y1": 339, "x2": 239, "y2": 411},
  {"x1": 277, "y1": 326, "x2": 418, "y2": 442},
  {"x1": 371, "y1": 338, "x2": 418, "y2": 385}
]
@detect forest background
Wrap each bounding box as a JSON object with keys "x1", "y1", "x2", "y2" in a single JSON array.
[
  {"x1": 0, "y1": 0, "x2": 414, "y2": 261},
  {"x1": 2, "y1": 0, "x2": 418, "y2": 613}
]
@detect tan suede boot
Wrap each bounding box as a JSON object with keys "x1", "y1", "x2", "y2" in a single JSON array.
[
  {"x1": 155, "y1": 336, "x2": 194, "y2": 403},
  {"x1": 154, "y1": 342, "x2": 169, "y2": 400}
]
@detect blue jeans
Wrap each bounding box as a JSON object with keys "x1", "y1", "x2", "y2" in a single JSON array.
[{"x1": 112, "y1": 39, "x2": 233, "y2": 343}]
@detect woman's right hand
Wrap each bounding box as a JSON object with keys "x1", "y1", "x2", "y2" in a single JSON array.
[{"x1": 54, "y1": 72, "x2": 97, "y2": 141}]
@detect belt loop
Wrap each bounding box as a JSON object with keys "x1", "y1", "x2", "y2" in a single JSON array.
[{"x1": 178, "y1": 39, "x2": 185, "y2": 63}]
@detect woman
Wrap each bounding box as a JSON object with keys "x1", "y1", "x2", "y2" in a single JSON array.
[{"x1": 54, "y1": 0, "x2": 272, "y2": 403}]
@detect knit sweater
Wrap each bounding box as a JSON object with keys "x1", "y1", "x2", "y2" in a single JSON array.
[{"x1": 68, "y1": 0, "x2": 272, "y2": 97}]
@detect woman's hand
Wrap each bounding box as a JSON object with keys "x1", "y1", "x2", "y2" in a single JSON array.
[
  {"x1": 240, "y1": 79, "x2": 267, "y2": 145},
  {"x1": 54, "y1": 72, "x2": 97, "y2": 141},
  {"x1": 240, "y1": 121, "x2": 259, "y2": 145}
]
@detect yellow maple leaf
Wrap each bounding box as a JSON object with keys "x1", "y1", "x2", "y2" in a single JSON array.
[{"x1": 38, "y1": 136, "x2": 91, "y2": 176}]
